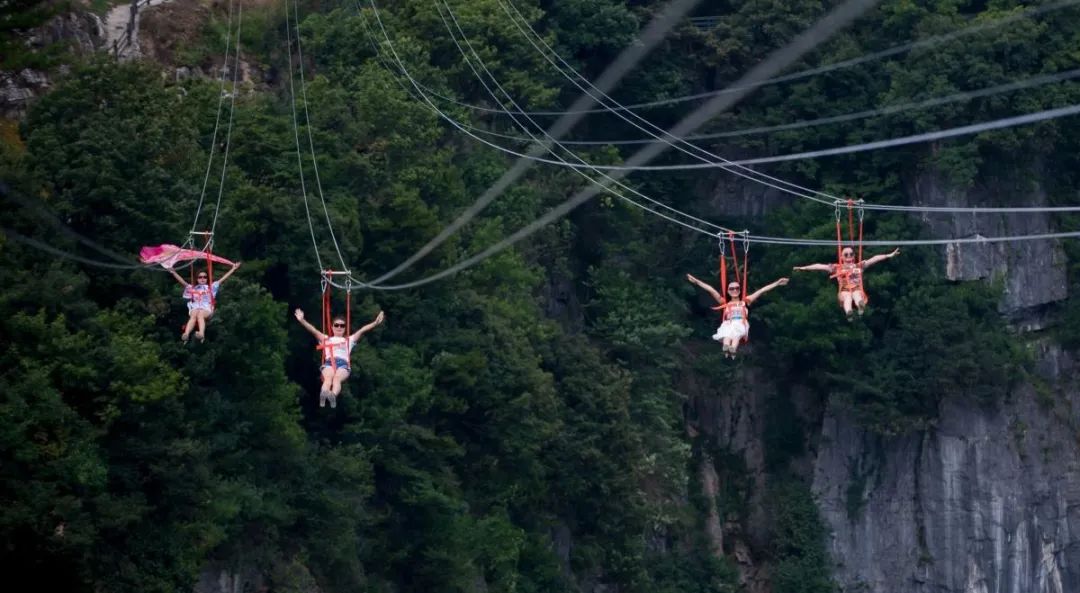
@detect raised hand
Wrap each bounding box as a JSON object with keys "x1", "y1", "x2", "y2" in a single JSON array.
[{"x1": 294, "y1": 308, "x2": 305, "y2": 322}]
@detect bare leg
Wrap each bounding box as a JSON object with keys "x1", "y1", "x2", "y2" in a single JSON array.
[
  {"x1": 839, "y1": 291, "x2": 854, "y2": 319},
  {"x1": 319, "y1": 367, "x2": 335, "y2": 407},
  {"x1": 182, "y1": 313, "x2": 197, "y2": 341},
  {"x1": 195, "y1": 309, "x2": 210, "y2": 340},
  {"x1": 852, "y1": 290, "x2": 867, "y2": 315},
  {"x1": 328, "y1": 368, "x2": 350, "y2": 408},
  {"x1": 725, "y1": 337, "x2": 739, "y2": 357},
  {"x1": 330, "y1": 368, "x2": 349, "y2": 396}
]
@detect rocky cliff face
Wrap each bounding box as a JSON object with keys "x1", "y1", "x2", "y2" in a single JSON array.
[
  {"x1": 908, "y1": 168, "x2": 1069, "y2": 320},
  {"x1": 1, "y1": 10, "x2": 106, "y2": 118},
  {"x1": 693, "y1": 165, "x2": 1077, "y2": 593},
  {"x1": 812, "y1": 339, "x2": 1080, "y2": 593}
]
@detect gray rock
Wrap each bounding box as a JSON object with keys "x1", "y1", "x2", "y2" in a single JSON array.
[
  {"x1": 703, "y1": 158, "x2": 791, "y2": 220},
  {"x1": 908, "y1": 170, "x2": 1068, "y2": 316},
  {"x1": 27, "y1": 11, "x2": 106, "y2": 53},
  {"x1": 1, "y1": 73, "x2": 36, "y2": 105},
  {"x1": 1, "y1": 69, "x2": 48, "y2": 118},
  {"x1": 193, "y1": 564, "x2": 265, "y2": 593},
  {"x1": 812, "y1": 341, "x2": 1080, "y2": 593}
]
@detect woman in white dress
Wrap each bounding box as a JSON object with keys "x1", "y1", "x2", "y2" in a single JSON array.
[{"x1": 687, "y1": 274, "x2": 788, "y2": 358}]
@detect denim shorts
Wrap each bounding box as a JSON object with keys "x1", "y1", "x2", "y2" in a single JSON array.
[{"x1": 321, "y1": 358, "x2": 350, "y2": 372}]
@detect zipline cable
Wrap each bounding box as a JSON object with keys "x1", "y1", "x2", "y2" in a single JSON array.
[
  {"x1": 497, "y1": 0, "x2": 1080, "y2": 212},
  {"x1": 359, "y1": 0, "x2": 707, "y2": 287},
  {"x1": 359, "y1": 62, "x2": 1080, "y2": 180},
  {"x1": 725, "y1": 104, "x2": 1080, "y2": 167},
  {"x1": 362, "y1": 2, "x2": 1080, "y2": 214},
  {"x1": 291, "y1": 0, "x2": 350, "y2": 272},
  {"x1": 285, "y1": 0, "x2": 326, "y2": 272},
  {"x1": 750, "y1": 230, "x2": 1080, "y2": 247},
  {"x1": 1, "y1": 182, "x2": 149, "y2": 266},
  {"x1": 466, "y1": 67, "x2": 1080, "y2": 146},
  {"x1": 207, "y1": 1, "x2": 243, "y2": 242},
  {"x1": 356, "y1": 0, "x2": 880, "y2": 290},
  {"x1": 414, "y1": 0, "x2": 1080, "y2": 117},
  {"x1": 331, "y1": 0, "x2": 731, "y2": 281},
  {"x1": 189, "y1": 0, "x2": 235, "y2": 237},
  {"x1": 349, "y1": 0, "x2": 1080, "y2": 287},
  {"x1": 494, "y1": 0, "x2": 836, "y2": 204},
  {"x1": 431, "y1": 0, "x2": 731, "y2": 236},
  {"x1": 2, "y1": 226, "x2": 171, "y2": 271}
]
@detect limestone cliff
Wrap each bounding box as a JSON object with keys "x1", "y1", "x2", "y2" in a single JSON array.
[
  {"x1": 693, "y1": 162, "x2": 1076, "y2": 593},
  {"x1": 813, "y1": 340, "x2": 1080, "y2": 593}
]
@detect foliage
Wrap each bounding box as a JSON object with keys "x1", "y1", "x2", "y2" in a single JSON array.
[
  {"x1": 766, "y1": 478, "x2": 835, "y2": 593},
  {"x1": 2, "y1": 0, "x2": 1078, "y2": 592}
]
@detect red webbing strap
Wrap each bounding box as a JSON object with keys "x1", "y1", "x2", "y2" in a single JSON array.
[
  {"x1": 321, "y1": 279, "x2": 330, "y2": 336},
  {"x1": 718, "y1": 234, "x2": 728, "y2": 307},
  {"x1": 345, "y1": 283, "x2": 352, "y2": 358},
  {"x1": 728, "y1": 231, "x2": 739, "y2": 298},
  {"x1": 835, "y1": 204, "x2": 843, "y2": 266},
  {"x1": 319, "y1": 275, "x2": 337, "y2": 372},
  {"x1": 847, "y1": 199, "x2": 855, "y2": 250},
  {"x1": 858, "y1": 201, "x2": 867, "y2": 303},
  {"x1": 740, "y1": 232, "x2": 749, "y2": 342},
  {"x1": 740, "y1": 232, "x2": 749, "y2": 301},
  {"x1": 857, "y1": 201, "x2": 865, "y2": 265},
  {"x1": 206, "y1": 245, "x2": 216, "y2": 310}
]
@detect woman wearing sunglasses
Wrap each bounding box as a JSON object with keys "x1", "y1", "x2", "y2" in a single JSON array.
[
  {"x1": 294, "y1": 308, "x2": 385, "y2": 408},
  {"x1": 168, "y1": 262, "x2": 241, "y2": 342},
  {"x1": 686, "y1": 273, "x2": 789, "y2": 358},
  {"x1": 793, "y1": 247, "x2": 899, "y2": 319}
]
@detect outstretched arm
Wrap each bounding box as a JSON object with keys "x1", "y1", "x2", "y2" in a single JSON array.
[
  {"x1": 745, "y1": 277, "x2": 790, "y2": 305},
  {"x1": 216, "y1": 262, "x2": 242, "y2": 283},
  {"x1": 862, "y1": 248, "x2": 900, "y2": 269},
  {"x1": 793, "y1": 262, "x2": 833, "y2": 272},
  {"x1": 351, "y1": 310, "x2": 385, "y2": 342},
  {"x1": 294, "y1": 309, "x2": 326, "y2": 341},
  {"x1": 168, "y1": 269, "x2": 190, "y2": 287},
  {"x1": 686, "y1": 274, "x2": 724, "y2": 305}
]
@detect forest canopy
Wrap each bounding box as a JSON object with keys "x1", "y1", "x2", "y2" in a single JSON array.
[{"x1": 1, "y1": 0, "x2": 1079, "y2": 592}]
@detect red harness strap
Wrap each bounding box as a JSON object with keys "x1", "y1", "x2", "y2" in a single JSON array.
[
  {"x1": 832, "y1": 200, "x2": 868, "y2": 301},
  {"x1": 190, "y1": 235, "x2": 217, "y2": 310},
  {"x1": 317, "y1": 273, "x2": 353, "y2": 372},
  {"x1": 713, "y1": 231, "x2": 750, "y2": 343}
]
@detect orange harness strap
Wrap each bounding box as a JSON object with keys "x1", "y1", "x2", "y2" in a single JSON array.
[
  {"x1": 713, "y1": 231, "x2": 750, "y2": 343},
  {"x1": 317, "y1": 273, "x2": 353, "y2": 373},
  {"x1": 831, "y1": 200, "x2": 868, "y2": 303}
]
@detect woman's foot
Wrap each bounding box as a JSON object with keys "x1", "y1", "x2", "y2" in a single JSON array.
[
  {"x1": 195, "y1": 331, "x2": 205, "y2": 342},
  {"x1": 327, "y1": 393, "x2": 338, "y2": 408},
  {"x1": 319, "y1": 390, "x2": 330, "y2": 407},
  {"x1": 181, "y1": 332, "x2": 190, "y2": 343}
]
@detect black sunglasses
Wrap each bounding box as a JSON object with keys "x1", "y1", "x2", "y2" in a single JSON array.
[
  {"x1": 333, "y1": 323, "x2": 346, "y2": 328},
  {"x1": 198, "y1": 275, "x2": 208, "y2": 279}
]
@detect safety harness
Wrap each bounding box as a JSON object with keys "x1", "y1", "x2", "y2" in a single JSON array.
[
  {"x1": 831, "y1": 199, "x2": 867, "y2": 300},
  {"x1": 317, "y1": 271, "x2": 352, "y2": 371},
  {"x1": 712, "y1": 231, "x2": 751, "y2": 341}
]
